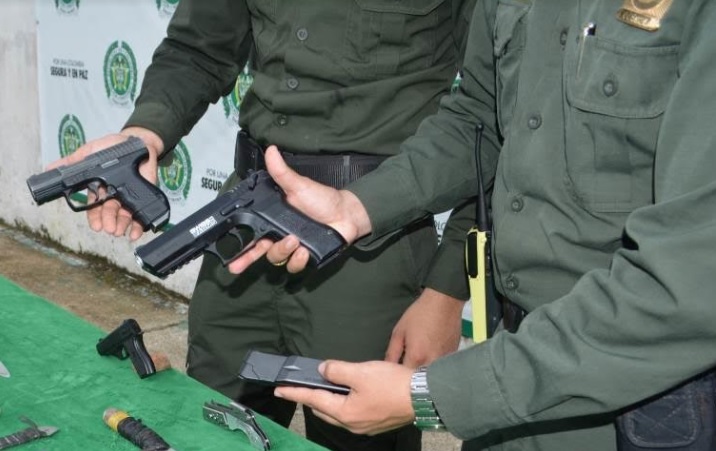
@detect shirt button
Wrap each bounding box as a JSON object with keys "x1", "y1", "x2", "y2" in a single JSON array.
[
  {"x1": 603, "y1": 79, "x2": 618, "y2": 97},
  {"x1": 296, "y1": 28, "x2": 309, "y2": 41},
  {"x1": 559, "y1": 28, "x2": 569, "y2": 46},
  {"x1": 505, "y1": 275, "x2": 520, "y2": 291},
  {"x1": 276, "y1": 115, "x2": 288, "y2": 126},
  {"x1": 287, "y1": 77, "x2": 299, "y2": 90},
  {"x1": 510, "y1": 196, "x2": 524, "y2": 212},
  {"x1": 527, "y1": 114, "x2": 542, "y2": 130}
]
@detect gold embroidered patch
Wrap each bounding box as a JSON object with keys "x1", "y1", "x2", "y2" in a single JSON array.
[{"x1": 616, "y1": 0, "x2": 674, "y2": 31}]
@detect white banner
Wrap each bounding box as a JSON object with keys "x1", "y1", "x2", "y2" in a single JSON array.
[{"x1": 36, "y1": 0, "x2": 243, "y2": 224}]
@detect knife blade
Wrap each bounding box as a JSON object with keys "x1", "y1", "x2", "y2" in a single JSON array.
[{"x1": 0, "y1": 360, "x2": 10, "y2": 378}]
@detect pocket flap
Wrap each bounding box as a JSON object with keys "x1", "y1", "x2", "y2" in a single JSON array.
[
  {"x1": 355, "y1": 0, "x2": 445, "y2": 15},
  {"x1": 567, "y1": 38, "x2": 679, "y2": 118}
]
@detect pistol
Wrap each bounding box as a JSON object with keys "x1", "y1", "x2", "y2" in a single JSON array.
[
  {"x1": 26, "y1": 137, "x2": 170, "y2": 232},
  {"x1": 134, "y1": 170, "x2": 347, "y2": 279},
  {"x1": 96, "y1": 319, "x2": 156, "y2": 379}
]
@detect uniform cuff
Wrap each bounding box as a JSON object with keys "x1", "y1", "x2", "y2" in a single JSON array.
[
  {"x1": 427, "y1": 343, "x2": 517, "y2": 440},
  {"x1": 423, "y1": 237, "x2": 470, "y2": 300},
  {"x1": 124, "y1": 102, "x2": 184, "y2": 153}
]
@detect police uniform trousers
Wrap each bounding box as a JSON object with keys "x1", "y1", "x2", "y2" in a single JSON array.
[{"x1": 187, "y1": 169, "x2": 436, "y2": 451}]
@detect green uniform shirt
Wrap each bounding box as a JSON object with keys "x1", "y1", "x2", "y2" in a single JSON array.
[
  {"x1": 349, "y1": 0, "x2": 716, "y2": 447},
  {"x1": 124, "y1": 0, "x2": 476, "y2": 300}
]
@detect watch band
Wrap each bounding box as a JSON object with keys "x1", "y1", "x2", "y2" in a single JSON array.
[{"x1": 410, "y1": 367, "x2": 446, "y2": 431}]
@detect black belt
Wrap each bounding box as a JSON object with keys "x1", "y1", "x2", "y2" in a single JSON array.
[{"x1": 235, "y1": 131, "x2": 387, "y2": 189}]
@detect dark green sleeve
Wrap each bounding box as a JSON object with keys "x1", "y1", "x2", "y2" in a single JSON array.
[
  {"x1": 429, "y1": 1, "x2": 716, "y2": 440},
  {"x1": 421, "y1": 201, "x2": 475, "y2": 300},
  {"x1": 124, "y1": 0, "x2": 252, "y2": 151},
  {"x1": 346, "y1": 0, "x2": 499, "y2": 248}
]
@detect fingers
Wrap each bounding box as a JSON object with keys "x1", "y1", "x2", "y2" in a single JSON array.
[
  {"x1": 227, "y1": 238, "x2": 274, "y2": 274},
  {"x1": 384, "y1": 332, "x2": 405, "y2": 364},
  {"x1": 264, "y1": 235, "x2": 311, "y2": 274}
]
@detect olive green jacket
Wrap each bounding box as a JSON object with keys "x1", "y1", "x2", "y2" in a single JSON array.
[
  {"x1": 350, "y1": 0, "x2": 716, "y2": 447},
  {"x1": 125, "y1": 0, "x2": 477, "y2": 300}
]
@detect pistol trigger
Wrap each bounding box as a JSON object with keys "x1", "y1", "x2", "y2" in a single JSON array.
[{"x1": 228, "y1": 229, "x2": 247, "y2": 250}]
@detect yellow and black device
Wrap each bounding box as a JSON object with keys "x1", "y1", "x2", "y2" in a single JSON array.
[{"x1": 465, "y1": 123, "x2": 501, "y2": 343}]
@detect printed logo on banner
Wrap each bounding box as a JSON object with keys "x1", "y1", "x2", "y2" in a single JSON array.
[
  {"x1": 158, "y1": 141, "x2": 192, "y2": 205},
  {"x1": 55, "y1": 0, "x2": 80, "y2": 14},
  {"x1": 103, "y1": 41, "x2": 138, "y2": 107},
  {"x1": 58, "y1": 114, "x2": 86, "y2": 157},
  {"x1": 222, "y1": 66, "x2": 254, "y2": 125},
  {"x1": 156, "y1": 0, "x2": 180, "y2": 18}
]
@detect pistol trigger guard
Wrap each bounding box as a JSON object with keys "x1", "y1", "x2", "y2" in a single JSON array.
[{"x1": 204, "y1": 243, "x2": 231, "y2": 266}]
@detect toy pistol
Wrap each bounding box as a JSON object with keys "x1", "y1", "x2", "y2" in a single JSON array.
[
  {"x1": 26, "y1": 137, "x2": 170, "y2": 232},
  {"x1": 134, "y1": 169, "x2": 347, "y2": 278},
  {"x1": 96, "y1": 319, "x2": 156, "y2": 379}
]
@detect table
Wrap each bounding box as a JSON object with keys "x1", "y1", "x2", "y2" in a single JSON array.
[{"x1": 0, "y1": 276, "x2": 326, "y2": 450}]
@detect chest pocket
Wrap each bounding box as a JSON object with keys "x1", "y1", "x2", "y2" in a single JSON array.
[
  {"x1": 342, "y1": 0, "x2": 450, "y2": 80},
  {"x1": 564, "y1": 36, "x2": 679, "y2": 212},
  {"x1": 493, "y1": 0, "x2": 530, "y2": 136}
]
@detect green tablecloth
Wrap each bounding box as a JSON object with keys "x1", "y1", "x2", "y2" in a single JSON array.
[{"x1": 0, "y1": 276, "x2": 326, "y2": 451}]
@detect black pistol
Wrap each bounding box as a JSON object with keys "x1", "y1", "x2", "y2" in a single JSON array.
[
  {"x1": 134, "y1": 169, "x2": 347, "y2": 279},
  {"x1": 26, "y1": 137, "x2": 170, "y2": 232},
  {"x1": 96, "y1": 319, "x2": 156, "y2": 379}
]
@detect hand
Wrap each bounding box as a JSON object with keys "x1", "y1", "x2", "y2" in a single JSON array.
[
  {"x1": 46, "y1": 127, "x2": 163, "y2": 241},
  {"x1": 385, "y1": 288, "x2": 464, "y2": 368},
  {"x1": 227, "y1": 146, "x2": 373, "y2": 274},
  {"x1": 274, "y1": 360, "x2": 415, "y2": 435}
]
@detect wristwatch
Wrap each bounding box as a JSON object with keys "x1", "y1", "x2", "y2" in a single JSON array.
[{"x1": 410, "y1": 366, "x2": 446, "y2": 431}]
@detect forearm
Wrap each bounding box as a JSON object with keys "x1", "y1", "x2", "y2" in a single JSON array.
[{"x1": 125, "y1": 0, "x2": 252, "y2": 150}]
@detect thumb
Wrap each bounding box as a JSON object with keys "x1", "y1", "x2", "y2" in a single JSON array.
[
  {"x1": 319, "y1": 360, "x2": 360, "y2": 387},
  {"x1": 265, "y1": 145, "x2": 299, "y2": 190}
]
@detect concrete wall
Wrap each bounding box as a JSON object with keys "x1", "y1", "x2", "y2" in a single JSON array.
[{"x1": 0, "y1": 1, "x2": 199, "y2": 298}]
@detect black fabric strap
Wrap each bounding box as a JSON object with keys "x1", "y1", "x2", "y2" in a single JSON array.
[{"x1": 235, "y1": 131, "x2": 386, "y2": 189}]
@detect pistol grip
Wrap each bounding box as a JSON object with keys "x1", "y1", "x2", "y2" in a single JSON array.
[
  {"x1": 125, "y1": 337, "x2": 156, "y2": 379},
  {"x1": 116, "y1": 179, "x2": 170, "y2": 232}
]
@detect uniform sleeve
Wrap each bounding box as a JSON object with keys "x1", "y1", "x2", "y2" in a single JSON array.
[
  {"x1": 428, "y1": 2, "x2": 716, "y2": 440},
  {"x1": 124, "y1": 0, "x2": 252, "y2": 151},
  {"x1": 417, "y1": 0, "x2": 478, "y2": 301},
  {"x1": 346, "y1": 0, "x2": 500, "y2": 244},
  {"x1": 421, "y1": 200, "x2": 475, "y2": 300}
]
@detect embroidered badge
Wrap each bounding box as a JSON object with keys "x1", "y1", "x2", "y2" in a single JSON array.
[{"x1": 616, "y1": 0, "x2": 673, "y2": 31}]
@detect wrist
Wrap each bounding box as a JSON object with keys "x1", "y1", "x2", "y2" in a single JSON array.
[
  {"x1": 339, "y1": 189, "x2": 372, "y2": 241},
  {"x1": 410, "y1": 366, "x2": 446, "y2": 431}
]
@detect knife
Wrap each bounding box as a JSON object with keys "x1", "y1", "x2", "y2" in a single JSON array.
[{"x1": 0, "y1": 360, "x2": 10, "y2": 378}]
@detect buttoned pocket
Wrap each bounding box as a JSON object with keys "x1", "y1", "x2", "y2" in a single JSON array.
[
  {"x1": 493, "y1": 0, "x2": 530, "y2": 135},
  {"x1": 342, "y1": 0, "x2": 450, "y2": 80},
  {"x1": 564, "y1": 37, "x2": 679, "y2": 212}
]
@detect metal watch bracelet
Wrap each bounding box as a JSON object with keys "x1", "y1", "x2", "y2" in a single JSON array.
[{"x1": 410, "y1": 366, "x2": 446, "y2": 431}]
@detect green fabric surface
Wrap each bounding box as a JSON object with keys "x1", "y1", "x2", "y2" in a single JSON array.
[{"x1": 0, "y1": 276, "x2": 326, "y2": 451}]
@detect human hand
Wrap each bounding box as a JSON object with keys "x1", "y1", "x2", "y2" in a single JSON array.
[
  {"x1": 385, "y1": 288, "x2": 464, "y2": 368},
  {"x1": 274, "y1": 360, "x2": 415, "y2": 435},
  {"x1": 227, "y1": 146, "x2": 373, "y2": 274},
  {"x1": 46, "y1": 127, "x2": 163, "y2": 241}
]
